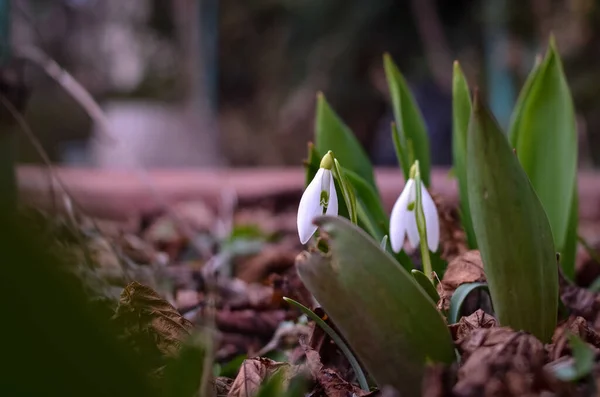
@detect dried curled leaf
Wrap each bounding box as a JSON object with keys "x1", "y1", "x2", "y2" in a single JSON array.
[
  {"x1": 454, "y1": 327, "x2": 546, "y2": 397},
  {"x1": 559, "y1": 273, "x2": 600, "y2": 329},
  {"x1": 113, "y1": 281, "x2": 193, "y2": 363},
  {"x1": 548, "y1": 316, "x2": 600, "y2": 362},
  {"x1": 449, "y1": 309, "x2": 497, "y2": 343},
  {"x1": 437, "y1": 250, "x2": 486, "y2": 312}
]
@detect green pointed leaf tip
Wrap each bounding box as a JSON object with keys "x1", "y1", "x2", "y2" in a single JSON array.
[
  {"x1": 508, "y1": 40, "x2": 577, "y2": 270},
  {"x1": 411, "y1": 269, "x2": 440, "y2": 303},
  {"x1": 467, "y1": 93, "x2": 558, "y2": 342},
  {"x1": 452, "y1": 61, "x2": 477, "y2": 249},
  {"x1": 296, "y1": 216, "x2": 454, "y2": 395},
  {"x1": 314, "y1": 93, "x2": 377, "y2": 189},
  {"x1": 383, "y1": 54, "x2": 431, "y2": 186}
]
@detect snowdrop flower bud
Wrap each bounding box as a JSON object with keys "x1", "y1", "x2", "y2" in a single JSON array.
[
  {"x1": 389, "y1": 178, "x2": 439, "y2": 253},
  {"x1": 297, "y1": 151, "x2": 338, "y2": 244}
]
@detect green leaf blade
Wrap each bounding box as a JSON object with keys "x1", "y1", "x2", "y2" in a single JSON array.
[
  {"x1": 448, "y1": 282, "x2": 489, "y2": 324},
  {"x1": 315, "y1": 93, "x2": 377, "y2": 190},
  {"x1": 383, "y1": 54, "x2": 431, "y2": 186},
  {"x1": 467, "y1": 93, "x2": 558, "y2": 343},
  {"x1": 297, "y1": 216, "x2": 454, "y2": 396},
  {"x1": 508, "y1": 39, "x2": 578, "y2": 274},
  {"x1": 452, "y1": 61, "x2": 477, "y2": 249}
]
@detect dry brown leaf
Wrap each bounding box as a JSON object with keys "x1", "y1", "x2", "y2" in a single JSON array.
[
  {"x1": 454, "y1": 327, "x2": 546, "y2": 397},
  {"x1": 113, "y1": 281, "x2": 193, "y2": 358},
  {"x1": 437, "y1": 250, "x2": 486, "y2": 312},
  {"x1": 227, "y1": 357, "x2": 306, "y2": 397},
  {"x1": 215, "y1": 308, "x2": 286, "y2": 336},
  {"x1": 449, "y1": 309, "x2": 497, "y2": 343},
  {"x1": 548, "y1": 316, "x2": 600, "y2": 362},
  {"x1": 559, "y1": 271, "x2": 600, "y2": 331},
  {"x1": 235, "y1": 245, "x2": 297, "y2": 284}
]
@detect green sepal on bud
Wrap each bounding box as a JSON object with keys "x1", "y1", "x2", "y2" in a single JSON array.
[{"x1": 320, "y1": 150, "x2": 334, "y2": 170}]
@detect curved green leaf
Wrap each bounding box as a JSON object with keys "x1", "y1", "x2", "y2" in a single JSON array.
[
  {"x1": 282, "y1": 297, "x2": 369, "y2": 391},
  {"x1": 508, "y1": 37, "x2": 578, "y2": 276},
  {"x1": 315, "y1": 93, "x2": 377, "y2": 189},
  {"x1": 384, "y1": 54, "x2": 431, "y2": 186},
  {"x1": 297, "y1": 216, "x2": 454, "y2": 396},
  {"x1": 448, "y1": 282, "x2": 489, "y2": 324},
  {"x1": 411, "y1": 269, "x2": 440, "y2": 303},
  {"x1": 467, "y1": 92, "x2": 558, "y2": 342},
  {"x1": 452, "y1": 61, "x2": 476, "y2": 249}
]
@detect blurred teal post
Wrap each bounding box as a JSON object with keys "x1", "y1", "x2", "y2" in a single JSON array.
[
  {"x1": 483, "y1": 0, "x2": 515, "y2": 131},
  {"x1": 0, "y1": 0, "x2": 17, "y2": 208}
]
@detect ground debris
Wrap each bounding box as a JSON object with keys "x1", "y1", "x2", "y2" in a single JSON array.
[
  {"x1": 559, "y1": 271, "x2": 600, "y2": 331},
  {"x1": 454, "y1": 327, "x2": 546, "y2": 397}
]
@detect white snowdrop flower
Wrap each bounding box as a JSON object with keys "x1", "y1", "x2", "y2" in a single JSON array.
[
  {"x1": 297, "y1": 151, "x2": 338, "y2": 244},
  {"x1": 389, "y1": 178, "x2": 439, "y2": 253}
]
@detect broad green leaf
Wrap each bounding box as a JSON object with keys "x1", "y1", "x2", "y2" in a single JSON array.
[
  {"x1": 283, "y1": 297, "x2": 369, "y2": 391},
  {"x1": 411, "y1": 269, "x2": 439, "y2": 303},
  {"x1": 344, "y1": 169, "x2": 414, "y2": 270},
  {"x1": 344, "y1": 169, "x2": 387, "y2": 231},
  {"x1": 297, "y1": 216, "x2": 454, "y2": 396},
  {"x1": 315, "y1": 93, "x2": 377, "y2": 189},
  {"x1": 550, "y1": 334, "x2": 595, "y2": 382},
  {"x1": 452, "y1": 61, "x2": 477, "y2": 248},
  {"x1": 304, "y1": 142, "x2": 320, "y2": 188},
  {"x1": 448, "y1": 282, "x2": 490, "y2": 324},
  {"x1": 467, "y1": 93, "x2": 558, "y2": 342},
  {"x1": 508, "y1": 37, "x2": 578, "y2": 275},
  {"x1": 391, "y1": 122, "x2": 411, "y2": 181},
  {"x1": 384, "y1": 54, "x2": 431, "y2": 186}
]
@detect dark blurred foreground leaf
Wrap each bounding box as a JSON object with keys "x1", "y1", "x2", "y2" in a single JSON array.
[
  {"x1": 0, "y1": 211, "x2": 158, "y2": 397},
  {"x1": 297, "y1": 216, "x2": 454, "y2": 396},
  {"x1": 162, "y1": 332, "x2": 207, "y2": 397}
]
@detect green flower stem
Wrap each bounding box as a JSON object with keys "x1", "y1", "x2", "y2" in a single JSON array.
[{"x1": 412, "y1": 161, "x2": 433, "y2": 281}]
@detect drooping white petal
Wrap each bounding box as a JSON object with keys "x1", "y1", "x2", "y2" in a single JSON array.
[
  {"x1": 405, "y1": 208, "x2": 420, "y2": 249},
  {"x1": 389, "y1": 179, "x2": 415, "y2": 253},
  {"x1": 297, "y1": 168, "x2": 325, "y2": 244},
  {"x1": 324, "y1": 170, "x2": 338, "y2": 216},
  {"x1": 421, "y1": 185, "x2": 440, "y2": 252}
]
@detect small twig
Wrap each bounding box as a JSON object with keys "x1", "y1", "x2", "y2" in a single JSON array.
[
  {"x1": 15, "y1": 45, "x2": 214, "y2": 259},
  {"x1": 15, "y1": 46, "x2": 115, "y2": 144}
]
